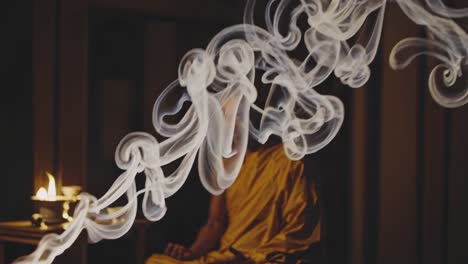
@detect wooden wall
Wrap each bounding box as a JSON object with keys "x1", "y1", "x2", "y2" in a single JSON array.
[
  {"x1": 0, "y1": 0, "x2": 33, "y2": 221},
  {"x1": 349, "y1": 2, "x2": 468, "y2": 264}
]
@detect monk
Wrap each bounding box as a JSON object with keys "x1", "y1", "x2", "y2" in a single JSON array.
[{"x1": 146, "y1": 144, "x2": 321, "y2": 263}]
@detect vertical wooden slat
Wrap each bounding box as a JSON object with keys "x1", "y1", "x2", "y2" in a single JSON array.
[
  {"x1": 350, "y1": 86, "x2": 367, "y2": 264},
  {"x1": 445, "y1": 2, "x2": 468, "y2": 263},
  {"x1": 87, "y1": 80, "x2": 135, "y2": 197},
  {"x1": 143, "y1": 21, "x2": 178, "y2": 133},
  {"x1": 420, "y1": 52, "x2": 448, "y2": 264},
  {"x1": 447, "y1": 106, "x2": 468, "y2": 264},
  {"x1": 100, "y1": 81, "x2": 135, "y2": 162},
  {"x1": 350, "y1": 20, "x2": 382, "y2": 264},
  {"x1": 57, "y1": 0, "x2": 89, "y2": 188},
  {"x1": 377, "y1": 5, "x2": 421, "y2": 264},
  {"x1": 33, "y1": 0, "x2": 56, "y2": 192}
]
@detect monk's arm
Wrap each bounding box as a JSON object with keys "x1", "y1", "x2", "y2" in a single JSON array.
[{"x1": 189, "y1": 193, "x2": 227, "y2": 257}]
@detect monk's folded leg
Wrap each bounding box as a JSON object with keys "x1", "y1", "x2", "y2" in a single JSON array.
[
  {"x1": 146, "y1": 254, "x2": 182, "y2": 264},
  {"x1": 146, "y1": 250, "x2": 237, "y2": 264}
]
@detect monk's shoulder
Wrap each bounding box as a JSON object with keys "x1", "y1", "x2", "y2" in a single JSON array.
[{"x1": 258, "y1": 144, "x2": 304, "y2": 177}]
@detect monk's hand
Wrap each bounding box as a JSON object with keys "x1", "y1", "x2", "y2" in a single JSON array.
[{"x1": 164, "y1": 242, "x2": 195, "y2": 260}]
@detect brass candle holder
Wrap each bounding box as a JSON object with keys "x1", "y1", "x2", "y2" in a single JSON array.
[{"x1": 31, "y1": 172, "x2": 80, "y2": 225}]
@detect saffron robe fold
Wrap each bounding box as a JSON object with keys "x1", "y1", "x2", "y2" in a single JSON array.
[{"x1": 147, "y1": 145, "x2": 320, "y2": 263}]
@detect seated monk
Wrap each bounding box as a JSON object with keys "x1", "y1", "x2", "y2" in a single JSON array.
[{"x1": 146, "y1": 143, "x2": 321, "y2": 263}]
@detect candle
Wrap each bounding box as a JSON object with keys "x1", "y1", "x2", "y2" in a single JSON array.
[
  {"x1": 32, "y1": 172, "x2": 79, "y2": 224},
  {"x1": 34, "y1": 172, "x2": 57, "y2": 201}
]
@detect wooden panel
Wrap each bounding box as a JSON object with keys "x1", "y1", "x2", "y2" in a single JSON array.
[
  {"x1": 350, "y1": 85, "x2": 368, "y2": 264},
  {"x1": 57, "y1": 0, "x2": 89, "y2": 188},
  {"x1": 100, "y1": 81, "x2": 135, "y2": 162},
  {"x1": 350, "y1": 22, "x2": 382, "y2": 264},
  {"x1": 377, "y1": 5, "x2": 421, "y2": 264},
  {"x1": 446, "y1": 2, "x2": 468, "y2": 263},
  {"x1": 0, "y1": 0, "x2": 34, "y2": 221},
  {"x1": 32, "y1": 0, "x2": 57, "y2": 193},
  {"x1": 306, "y1": 78, "x2": 351, "y2": 264},
  {"x1": 420, "y1": 52, "x2": 449, "y2": 264},
  {"x1": 447, "y1": 106, "x2": 468, "y2": 264},
  {"x1": 143, "y1": 21, "x2": 178, "y2": 133},
  {"x1": 88, "y1": 80, "x2": 135, "y2": 197}
]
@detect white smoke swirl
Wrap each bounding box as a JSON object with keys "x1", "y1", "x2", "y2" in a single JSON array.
[{"x1": 15, "y1": 0, "x2": 467, "y2": 263}]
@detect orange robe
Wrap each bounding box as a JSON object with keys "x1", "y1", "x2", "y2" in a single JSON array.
[{"x1": 147, "y1": 145, "x2": 320, "y2": 263}]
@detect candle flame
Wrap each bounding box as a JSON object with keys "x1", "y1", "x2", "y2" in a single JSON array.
[
  {"x1": 36, "y1": 187, "x2": 47, "y2": 200},
  {"x1": 35, "y1": 172, "x2": 57, "y2": 200},
  {"x1": 46, "y1": 172, "x2": 56, "y2": 198}
]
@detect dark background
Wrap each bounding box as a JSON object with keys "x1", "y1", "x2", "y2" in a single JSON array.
[{"x1": 0, "y1": 0, "x2": 467, "y2": 264}]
